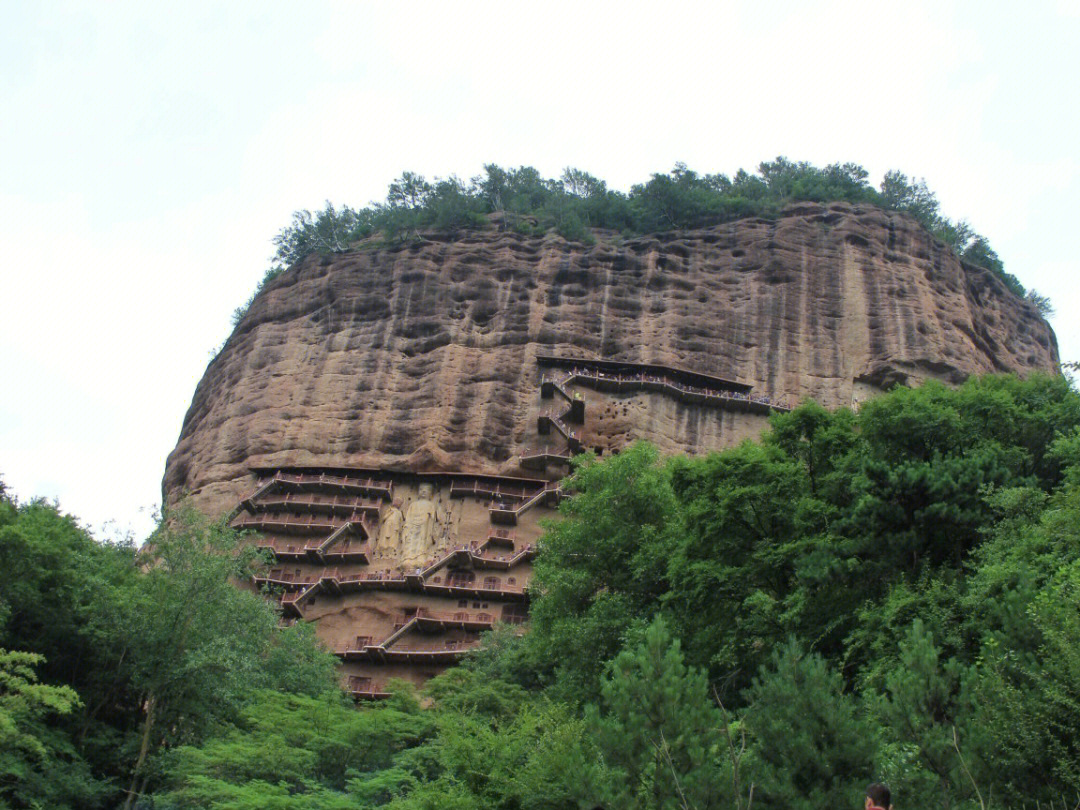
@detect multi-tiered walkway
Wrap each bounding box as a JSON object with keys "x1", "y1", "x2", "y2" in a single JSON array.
[
  {"x1": 233, "y1": 466, "x2": 551, "y2": 698},
  {"x1": 537, "y1": 355, "x2": 791, "y2": 414},
  {"x1": 521, "y1": 356, "x2": 790, "y2": 471},
  {"x1": 235, "y1": 360, "x2": 789, "y2": 697}
]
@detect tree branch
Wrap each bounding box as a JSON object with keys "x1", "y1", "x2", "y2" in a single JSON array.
[{"x1": 952, "y1": 725, "x2": 985, "y2": 810}]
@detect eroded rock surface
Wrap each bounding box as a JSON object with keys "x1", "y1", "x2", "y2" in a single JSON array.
[{"x1": 164, "y1": 202, "x2": 1058, "y2": 517}]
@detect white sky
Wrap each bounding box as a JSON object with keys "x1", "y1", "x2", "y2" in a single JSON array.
[{"x1": 2, "y1": 0, "x2": 1078, "y2": 541}]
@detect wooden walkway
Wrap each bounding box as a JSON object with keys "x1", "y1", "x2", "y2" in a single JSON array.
[
  {"x1": 234, "y1": 464, "x2": 543, "y2": 680},
  {"x1": 544, "y1": 368, "x2": 790, "y2": 415},
  {"x1": 335, "y1": 607, "x2": 509, "y2": 665}
]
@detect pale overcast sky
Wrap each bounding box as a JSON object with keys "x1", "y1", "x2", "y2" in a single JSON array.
[{"x1": 1, "y1": 1, "x2": 1078, "y2": 541}]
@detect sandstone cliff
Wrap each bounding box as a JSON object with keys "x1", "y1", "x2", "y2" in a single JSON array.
[{"x1": 164, "y1": 202, "x2": 1058, "y2": 517}]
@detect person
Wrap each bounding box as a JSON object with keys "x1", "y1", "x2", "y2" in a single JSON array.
[{"x1": 865, "y1": 782, "x2": 892, "y2": 810}]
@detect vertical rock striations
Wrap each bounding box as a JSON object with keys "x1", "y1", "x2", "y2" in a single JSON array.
[
  {"x1": 161, "y1": 202, "x2": 1057, "y2": 692},
  {"x1": 164, "y1": 202, "x2": 1056, "y2": 517}
]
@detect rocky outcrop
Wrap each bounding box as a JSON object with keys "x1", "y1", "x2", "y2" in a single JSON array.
[{"x1": 163, "y1": 202, "x2": 1058, "y2": 517}]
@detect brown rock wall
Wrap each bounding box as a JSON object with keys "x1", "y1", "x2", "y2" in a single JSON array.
[{"x1": 164, "y1": 202, "x2": 1058, "y2": 516}]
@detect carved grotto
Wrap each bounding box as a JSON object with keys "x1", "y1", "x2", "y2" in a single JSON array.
[{"x1": 163, "y1": 202, "x2": 1058, "y2": 695}]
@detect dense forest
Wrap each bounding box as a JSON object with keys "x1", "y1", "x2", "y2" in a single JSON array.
[
  {"x1": 233, "y1": 159, "x2": 1052, "y2": 327},
  {"x1": 3, "y1": 373, "x2": 1080, "y2": 808}
]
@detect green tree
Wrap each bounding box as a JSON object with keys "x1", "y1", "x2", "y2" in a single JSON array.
[
  {"x1": 387, "y1": 172, "x2": 434, "y2": 210},
  {"x1": 961, "y1": 555, "x2": 1080, "y2": 803},
  {"x1": 742, "y1": 640, "x2": 874, "y2": 810},
  {"x1": 664, "y1": 441, "x2": 814, "y2": 687},
  {"x1": 254, "y1": 160, "x2": 1036, "y2": 309},
  {"x1": 1025, "y1": 288, "x2": 1054, "y2": 316},
  {"x1": 157, "y1": 687, "x2": 430, "y2": 809},
  {"x1": 0, "y1": 649, "x2": 84, "y2": 810},
  {"x1": 869, "y1": 620, "x2": 974, "y2": 809},
  {"x1": 527, "y1": 443, "x2": 680, "y2": 699},
  {"x1": 270, "y1": 202, "x2": 369, "y2": 267},
  {"x1": 427, "y1": 177, "x2": 485, "y2": 234},
  {"x1": 630, "y1": 163, "x2": 737, "y2": 231},
  {"x1": 0, "y1": 495, "x2": 136, "y2": 806},
  {"x1": 381, "y1": 173, "x2": 432, "y2": 243},
  {"x1": 879, "y1": 170, "x2": 941, "y2": 223},
  {"x1": 385, "y1": 669, "x2": 604, "y2": 810},
  {"x1": 590, "y1": 616, "x2": 727, "y2": 810},
  {"x1": 393, "y1": 701, "x2": 604, "y2": 810},
  {"x1": 120, "y1": 510, "x2": 339, "y2": 808}
]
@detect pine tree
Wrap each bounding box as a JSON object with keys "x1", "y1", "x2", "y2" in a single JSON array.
[
  {"x1": 871, "y1": 619, "x2": 973, "y2": 809},
  {"x1": 590, "y1": 616, "x2": 728, "y2": 810},
  {"x1": 742, "y1": 640, "x2": 875, "y2": 810}
]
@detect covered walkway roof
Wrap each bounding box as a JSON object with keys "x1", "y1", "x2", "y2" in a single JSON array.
[{"x1": 536, "y1": 355, "x2": 752, "y2": 393}]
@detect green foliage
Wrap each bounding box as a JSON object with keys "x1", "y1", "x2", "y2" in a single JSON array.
[
  {"x1": 663, "y1": 439, "x2": 821, "y2": 688},
  {"x1": 953, "y1": 477, "x2": 1080, "y2": 806},
  {"x1": 371, "y1": 667, "x2": 606, "y2": 810},
  {"x1": 261, "y1": 620, "x2": 340, "y2": 696},
  {"x1": 1026, "y1": 288, "x2": 1054, "y2": 316},
  {"x1": 157, "y1": 665, "x2": 601, "y2": 810},
  {"x1": 120, "y1": 510, "x2": 341, "y2": 805},
  {"x1": 421, "y1": 666, "x2": 527, "y2": 718},
  {"x1": 526, "y1": 443, "x2": 680, "y2": 700},
  {"x1": 0, "y1": 497, "x2": 136, "y2": 808},
  {"x1": 156, "y1": 689, "x2": 430, "y2": 808},
  {"x1": 742, "y1": 641, "x2": 874, "y2": 810},
  {"x1": 868, "y1": 620, "x2": 972, "y2": 806},
  {"x1": 6, "y1": 371, "x2": 1080, "y2": 808},
  {"x1": 0, "y1": 490, "x2": 341, "y2": 809},
  {"x1": 256, "y1": 159, "x2": 1033, "y2": 315},
  {"x1": 513, "y1": 373, "x2": 1080, "y2": 807},
  {"x1": 270, "y1": 202, "x2": 374, "y2": 271},
  {"x1": 391, "y1": 698, "x2": 605, "y2": 810},
  {"x1": 0, "y1": 649, "x2": 87, "y2": 810},
  {"x1": 590, "y1": 616, "x2": 728, "y2": 810}
]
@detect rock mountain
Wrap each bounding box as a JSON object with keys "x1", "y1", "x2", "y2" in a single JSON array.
[{"x1": 161, "y1": 201, "x2": 1058, "y2": 694}]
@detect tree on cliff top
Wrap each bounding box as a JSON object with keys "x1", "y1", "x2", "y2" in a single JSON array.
[{"x1": 257, "y1": 159, "x2": 1028, "y2": 308}]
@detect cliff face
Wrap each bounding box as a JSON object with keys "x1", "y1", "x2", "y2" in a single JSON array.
[{"x1": 164, "y1": 201, "x2": 1058, "y2": 517}]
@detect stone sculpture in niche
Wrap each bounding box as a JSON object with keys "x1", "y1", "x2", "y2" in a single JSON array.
[
  {"x1": 375, "y1": 499, "x2": 404, "y2": 560},
  {"x1": 400, "y1": 483, "x2": 446, "y2": 567}
]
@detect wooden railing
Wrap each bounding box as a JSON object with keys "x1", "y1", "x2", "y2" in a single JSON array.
[
  {"x1": 347, "y1": 677, "x2": 391, "y2": 699},
  {"x1": 232, "y1": 511, "x2": 372, "y2": 535},
  {"x1": 487, "y1": 527, "x2": 516, "y2": 546},
  {"x1": 449, "y1": 479, "x2": 536, "y2": 501},
  {"x1": 254, "y1": 531, "x2": 371, "y2": 561},
  {"x1": 250, "y1": 491, "x2": 384, "y2": 516},
  {"x1": 242, "y1": 471, "x2": 394, "y2": 512},
  {"x1": 253, "y1": 570, "x2": 319, "y2": 588},
  {"x1": 337, "y1": 610, "x2": 495, "y2": 656},
  {"x1": 415, "y1": 543, "x2": 536, "y2": 579},
  {"x1": 519, "y1": 446, "x2": 573, "y2": 470},
  {"x1": 271, "y1": 471, "x2": 394, "y2": 498},
  {"x1": 552, "y1": 368, "x2": 791, "y2": 413},
  {"x1": 541, "y1": 376, "x2": 586, "y2": 422}
]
